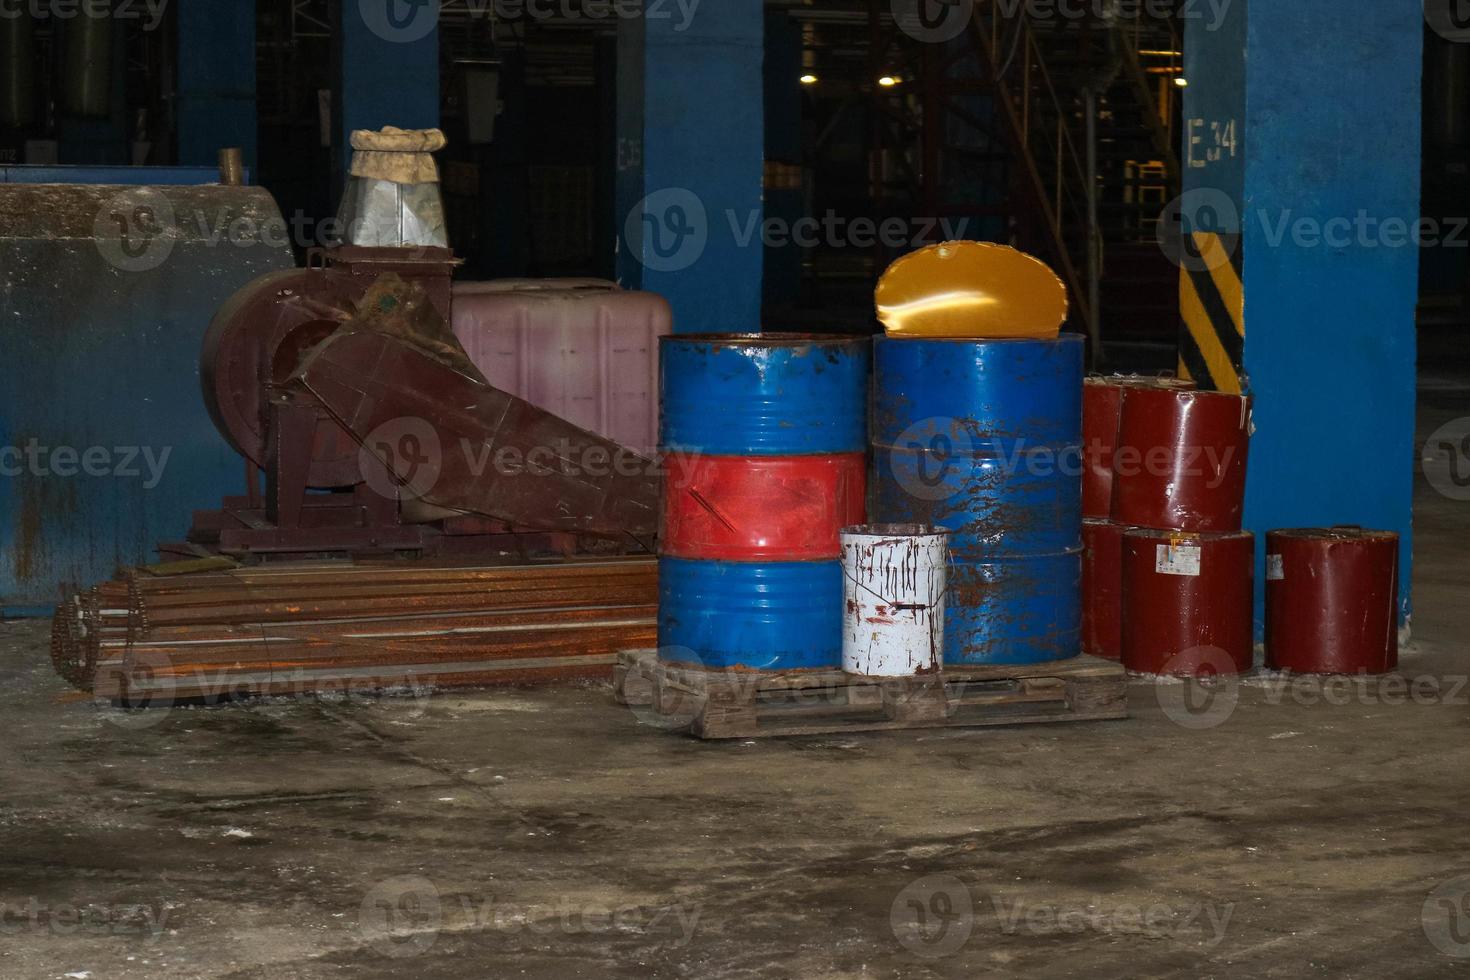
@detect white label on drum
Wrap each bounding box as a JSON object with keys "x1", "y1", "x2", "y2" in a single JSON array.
[
  {"x1": 1266, "y1": 554, "x2": 1284, "y2": 581},
  {"x1": 1156, "y1": 543, "x2": 1202, "y2": 577}
]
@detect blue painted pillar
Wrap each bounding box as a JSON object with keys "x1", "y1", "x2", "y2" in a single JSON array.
[
  {"x1": 1180, "y1": 0, "x2": 1421, "y2": 628},
  {"x1": 177, "y1": 0, "x2": 257, "y2": 169},
  {"x1": 616, "y1": 2, "x2": 765, "y2": 331},
  {"x1": 334, "y1": 1, "x2": 440, "y2": 185}
]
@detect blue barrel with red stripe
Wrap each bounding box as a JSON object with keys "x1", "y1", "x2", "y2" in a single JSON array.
[
  {"x1": 873, "y1": 335, "x2": 1084, "y2": 665},
  {"x1": 659, "y1": 334, "x2": 870, "y2": 671}
]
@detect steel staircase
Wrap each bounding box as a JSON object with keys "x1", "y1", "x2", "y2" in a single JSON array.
[{"x1": 874, "y1": 0, "x2": 1184, "y2": 359}]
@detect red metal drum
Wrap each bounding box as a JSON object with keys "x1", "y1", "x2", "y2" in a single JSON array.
[
  {"x1": 1122, "y1": 528, "x2": 1255, "y2": 676},
  {"x1": 1265, "y1": 527, "x2": 1400, "y2": 674},
  {"x1": 1082, "y1": 376, "x2": 1195, "y2": 519},
  {"x1": 1082, "y1": 380, "x2": 1125, "y2": 519},
  {"x1": 1112, "y1": 386, "x2": 1251, "y2": 532},
  {"x1": 1081, "y1": 518, "x2": 1131, "y2": 660},
  {"x1": 661, "y1": 453, "x2": 867, "y2": 561}
]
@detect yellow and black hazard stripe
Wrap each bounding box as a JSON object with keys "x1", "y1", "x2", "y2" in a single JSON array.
[{"x1": 1178, "y1": 232, "x2": 1244, "y2": 394}]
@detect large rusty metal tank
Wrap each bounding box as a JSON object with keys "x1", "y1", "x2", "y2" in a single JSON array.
[{"x1": 0, "y1": 184, "x2": 294, "y2": 612}]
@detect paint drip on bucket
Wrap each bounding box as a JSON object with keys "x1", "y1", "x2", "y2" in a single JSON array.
[{"x1": 840, "y1": 525, "x2": 950, "y2": 677}]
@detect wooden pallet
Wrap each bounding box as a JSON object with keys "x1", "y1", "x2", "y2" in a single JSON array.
[{"x1": 614, "y1": 650, "x2": 1129, "y2": 740}]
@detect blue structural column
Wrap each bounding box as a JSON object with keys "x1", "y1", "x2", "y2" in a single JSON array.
[
  {"x1": 334, "y1": 2, "x2": 440, "y2": 185},
  {"x1": 616, "y1": 2, "x2": 765, "y2": 331},
  {"x1": 176, "y1": 0, "x2": 258, "y2": 168},
  {"x1": 1179, "y1": 1, "x2": 1421, "y2": 628}
]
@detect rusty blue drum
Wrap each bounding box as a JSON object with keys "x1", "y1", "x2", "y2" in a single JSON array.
[
  {"x1": 947, "y1": 553, "x2": 1083, "y2": 665},
  {"x1": 872, "y1": 335, "x2": 1083, "y2": 665},
  {"x1": 872, "y1": 335, "x2": 1085, "y2": 449},
  {"x1": 875, "y1": 448, "x2": 1081, "y2": 556}
]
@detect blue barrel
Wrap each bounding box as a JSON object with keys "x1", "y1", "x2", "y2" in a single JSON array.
[
  {"x1": 947, "y1": 554, "x2": 1083, "y2": 665},
  {"x1": 872, "y1": 336, "x2": 1084, "y2": 449},
  {"x1": 658, "y1": 559, "x2": 845, "y2": 671},
  {"x1": 661, "y1": 334, "x2": 869, "y2": 455},
  {"x1": 877, "y1": 450, "x2": 1080, "y2": 555},
  {"x1": 873, "y1": 335, "x2": 1084, "y2": 665},
  {"x1": 658, "y1": 334, "x2": 870, "y2": 672}
]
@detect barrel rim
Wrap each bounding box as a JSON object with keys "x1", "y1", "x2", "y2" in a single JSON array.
[
  {"x1": 948, "y1": 547, "x2": 1085, "y2": 563},
  {"x1": 1121, "y1": 384, "x2": 1252, "y2": 405},
  {"x1": 874, "y1": 332, "x2": 1086, "y2": 346},
  {"x1": 840, "y1": 523, "x2": 950, "y2": 541},
  {"x1": 1081, "y1": 519, "x2": 1136, "y2": 539},
  {"x1": 1266, "y1": 527, "x2": 1399, "y2": 542},
  {"x1": 662, "y1": 332, "x2": 870, "y2": 346},
  {"x1": 1122, "y1": 528, "x2": 1255, "y2": 543},
  {"x1": 657, "y1": 555, "x2": 843, "y2": 570},
  {"x1": 1086, "y1": 374, "x2": 1196, "y2": 390}
]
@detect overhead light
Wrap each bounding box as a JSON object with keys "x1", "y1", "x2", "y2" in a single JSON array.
[
  {"x1": 878, "y1": 75, "x2": 901, "y2": 87},
  {"x1": 1174, "y1": 76, "x2": 1189, "y2": 87},
  {"x1": 800, "y1": 73, "x2": 818, "y2": 85}
]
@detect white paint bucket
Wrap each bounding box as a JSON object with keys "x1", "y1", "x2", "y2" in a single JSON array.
[{"x1": 840, "y1": 524, "x2": 950, "y2": 677}]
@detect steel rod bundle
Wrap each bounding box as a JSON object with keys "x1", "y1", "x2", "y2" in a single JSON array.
[{"x1": 52, "y1": 558, "x2": 658, "y2": 703}]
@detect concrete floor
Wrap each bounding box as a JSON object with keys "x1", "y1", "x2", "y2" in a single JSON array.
[{"x1": 2, "y1": 385, "x2": 1468, "y2": 979}]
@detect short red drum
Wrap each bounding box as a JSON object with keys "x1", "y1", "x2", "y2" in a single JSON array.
[
  {"x1": 1265, "y1": 527, "x2": 1400, "y2": 675},
  {"x1": 1082, "y1": 376, "x2": 1194, "y2": 519},
  {"x1": 1112, "y1": 386, "x2": 1250, "y2": 533},
  {"x1": 1122, "y1": 528, "x2": 1255, "y2": 677}
]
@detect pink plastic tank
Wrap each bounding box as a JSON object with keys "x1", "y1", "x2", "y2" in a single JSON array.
[{"x1": 451, "y1": 279, "x2": 671, "y2": 456}]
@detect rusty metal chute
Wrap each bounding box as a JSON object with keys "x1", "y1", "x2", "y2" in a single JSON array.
[{"x1": 189, "y1": 250, "x2": 660, "y2": 558}]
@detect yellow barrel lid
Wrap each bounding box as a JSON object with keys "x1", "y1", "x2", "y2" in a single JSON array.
[{"x1": 875, "y1": 240, "x2": 1069, "y2": 338}]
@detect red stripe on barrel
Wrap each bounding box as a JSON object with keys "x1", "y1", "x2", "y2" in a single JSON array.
[
  {"x1": 1122, "y1": 528, "x2": 1255, "y2": 676},
  {"x1": 661, "y1": 453, "x2": 867, "y2": 561},
  {"x1": 1265, "y1": 528, "x2": 1399, "y2": 675}
]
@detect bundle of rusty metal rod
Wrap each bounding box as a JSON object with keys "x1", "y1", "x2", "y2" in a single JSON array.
[{"x1": 51, "y1": 558, "x2": 658, "y2": 704}]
